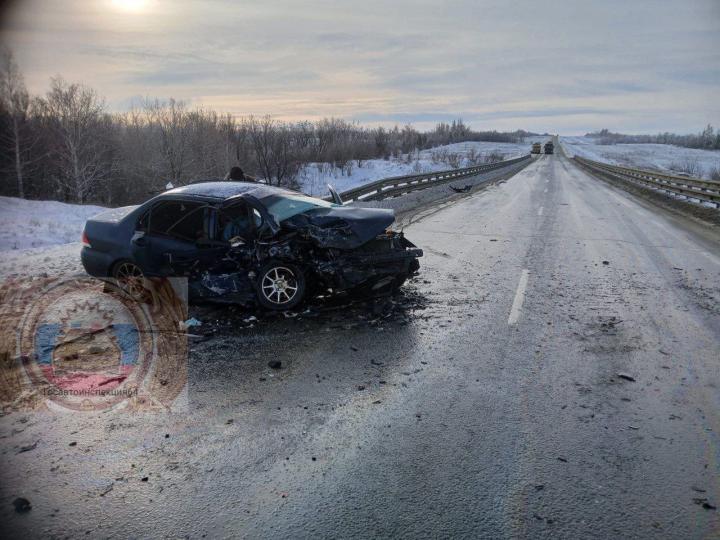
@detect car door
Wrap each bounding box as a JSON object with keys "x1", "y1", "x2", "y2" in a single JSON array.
[{"x1": 130, "y1": 199, "x2": 225, "y2": 276}]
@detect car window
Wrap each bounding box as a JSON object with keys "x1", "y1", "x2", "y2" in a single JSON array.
[
  {"x1": 217, "y1": 203, "x2": 261, "y2": 242},
  {"x1": 148, "y1": 201, "x2": 208, "y2": 242},
  {"x1": 260, "y1": 193, "x2": 337, "y2": 223}
]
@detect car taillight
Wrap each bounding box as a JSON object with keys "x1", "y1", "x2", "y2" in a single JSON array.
[{"x1": 81, "y1": 230, "x2": 91, "y2": 248}]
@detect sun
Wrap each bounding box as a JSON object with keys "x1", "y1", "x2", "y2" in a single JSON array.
[{"x1": 110, "y1": 0, "x2": 149, "y2": 12}]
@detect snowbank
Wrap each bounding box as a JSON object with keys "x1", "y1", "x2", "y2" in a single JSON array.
[
  {"x1": 560, "y1": 136, "x2": 720, "y2": 179},
  {"x1": 0, "y1": 196, "x2": 106, "y2": 252}
]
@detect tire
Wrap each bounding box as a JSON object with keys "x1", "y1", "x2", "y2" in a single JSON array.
[
  {"x1": 255, "y1": 260, "x2": 306, "y2": 311},
  {"x1": 111, "y1": 260, "x2": 146, "y2": 299}
]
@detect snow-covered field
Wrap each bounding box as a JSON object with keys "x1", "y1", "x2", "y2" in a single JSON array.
[
  {"x1": 298, "y1": 139, "x2": 541, "y2": 196},
  {"x1": 0, "y1": 196, "x2": 106, "y2": 252},
  {"x1": 561, "y1": 136, "x2": 720, "y2": 179}
]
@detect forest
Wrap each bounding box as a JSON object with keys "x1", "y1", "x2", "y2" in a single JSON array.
[{"x1": 0, "y1": 49, "x2": 534, "y2": 206}]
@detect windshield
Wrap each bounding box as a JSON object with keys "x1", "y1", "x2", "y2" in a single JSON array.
[{"x1": 260, "y1": 193, "x2": 337, "y2": 223}]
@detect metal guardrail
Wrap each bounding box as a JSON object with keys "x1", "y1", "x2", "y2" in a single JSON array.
[
  {"x1": 573, "y1": 156, "x2": 720, "y2": 209},
  {"x1": 327, "y1": 154, "x2": 532, "y2": 202}
]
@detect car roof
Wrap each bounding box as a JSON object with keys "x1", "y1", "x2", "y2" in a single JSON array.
[{"x1": 160, "y1": 181, "x2": 289, "y2": 201}]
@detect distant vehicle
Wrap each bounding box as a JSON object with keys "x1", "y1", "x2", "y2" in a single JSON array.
[
  {"x1": 544, "y1": 141, "x2": 554, "y2": 154},
  {"x1": 531, "y1": 142, "x2": 542, "y2": 154},
  {"x1": 81, "y1": 182, "x2": 422, "y2": 310}
]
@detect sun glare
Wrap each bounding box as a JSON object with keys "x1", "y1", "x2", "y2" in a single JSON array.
[{"x1": 110, "y1": 0, "x2": 148, "y2": 12}]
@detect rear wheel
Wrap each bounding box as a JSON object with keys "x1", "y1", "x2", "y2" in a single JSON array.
[
  {"x1": 256, "y1": 261, "x2": 306, "y2": 311},
  {"x1": 112, "y1": 260, "x2": 146, "y2": 299}
]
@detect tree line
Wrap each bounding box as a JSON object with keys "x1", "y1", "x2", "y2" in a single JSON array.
[
  {"x1": 0, "y1": 49, "x2": 535, "y2": 207},
  {"x1": 587, "y1": 126, "x2": 720, "y2": 150}
]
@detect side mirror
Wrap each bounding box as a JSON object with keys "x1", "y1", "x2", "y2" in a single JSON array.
[{"x1": 327, "y1": 184, "x2": 343, "y2": 205}]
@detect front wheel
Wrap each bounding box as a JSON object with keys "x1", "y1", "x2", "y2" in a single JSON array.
[{"x1": 256, "y1": 261, "x2": 306, "y2": 311}]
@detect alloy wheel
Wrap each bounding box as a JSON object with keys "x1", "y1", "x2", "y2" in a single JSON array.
[{"x1": 260, "y1": 266, "x2": 299, "y2": 306}]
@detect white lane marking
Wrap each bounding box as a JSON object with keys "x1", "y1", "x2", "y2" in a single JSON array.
[
  {"x1": 537, "y1": 206, "x2": 544, "y2": 216},
  {"x1": 508, "y1": 269, "x2": 530, "y2": 325}
]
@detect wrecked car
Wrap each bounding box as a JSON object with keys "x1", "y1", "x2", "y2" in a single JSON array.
[{"x1": 81, "y1": 182, "x2": 422, "y2": 310}]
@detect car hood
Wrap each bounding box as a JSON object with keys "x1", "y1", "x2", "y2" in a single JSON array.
[{"x1": 286, "y1": 206, "x2": 395, "y2": 249}]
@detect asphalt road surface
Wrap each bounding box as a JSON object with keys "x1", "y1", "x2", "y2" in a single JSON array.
[{"x1": 2, "y1": 152, "x2": 719, "y2": 539}]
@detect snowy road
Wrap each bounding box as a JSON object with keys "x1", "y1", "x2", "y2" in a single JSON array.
[{"x1": 2, "y1": 152, "x2": 719, "y2": 538}]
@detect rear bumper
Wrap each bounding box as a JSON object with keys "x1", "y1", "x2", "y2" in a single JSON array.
[{"x1": 81, "y1": 247, "x2": 114, "y2": 277}]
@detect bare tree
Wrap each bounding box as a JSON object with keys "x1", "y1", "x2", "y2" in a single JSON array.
[
  {"x1": 143, "y1": 99, "x2": 194, "y2": 185},
  {"x1": 0, "y1": 47, "x2": 37, "y2": 198},
  {"x1": 246, "y1": 115, "x2": 275, "y2": 183},
  {"x1": 35, "y1": 77, "x2": 112, "y2": 203}
]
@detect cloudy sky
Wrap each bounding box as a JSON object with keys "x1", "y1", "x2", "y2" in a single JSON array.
[{"x1": 1, "y1": 0, "x2": 718, "y2": 133}]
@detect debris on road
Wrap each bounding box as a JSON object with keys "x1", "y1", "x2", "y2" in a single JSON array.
[
  {"x1": 268, "y1": 360, "x2": 282, "y2": 370},
  {"x1": 617, "y1": 373, "x2": 636, "y2": 382},
  {"x1": 449, "y1": 184, "x2": 472, "y2": 193},
  {"x1": 184, "y1": 317, "x2": 203, "y2": 328},
  {"x1": 12, "y1": 497, "x2": 31, "y2": 513},
  {"x1": 557, "y1": 457, "x2": 568, "y2": 463},
  {"x1": 17, "y1": 440, "x2": 38, "y2": 454},
  {"x1": 602, "y1": 260, "x2": 610, "y2": 265},
  {"x1": 692, "y1": 498, "x2": 717, "y2": 510}
]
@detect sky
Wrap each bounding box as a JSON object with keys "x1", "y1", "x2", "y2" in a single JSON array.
[{"x1": 1, "y1": 0, "x2": 719, "y2": 134}]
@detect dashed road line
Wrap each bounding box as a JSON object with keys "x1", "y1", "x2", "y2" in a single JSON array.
[
  {"x1": 537, "y1": 206, "x2": 544, "y2": 216},
  {"x1": 508, "y1": 269, "x2": 530, "y2": 325}
]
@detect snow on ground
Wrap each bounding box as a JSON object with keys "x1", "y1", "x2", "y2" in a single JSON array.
[
  {"x1": 0, "y1": 196, "x2": 106, "y2": 252},
  {"x1": 560, "y1": 136, "x2": 720, "y2": 179},
  {"x1": 298, "y1": 139, "x2": 542, "y2": 196}
]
